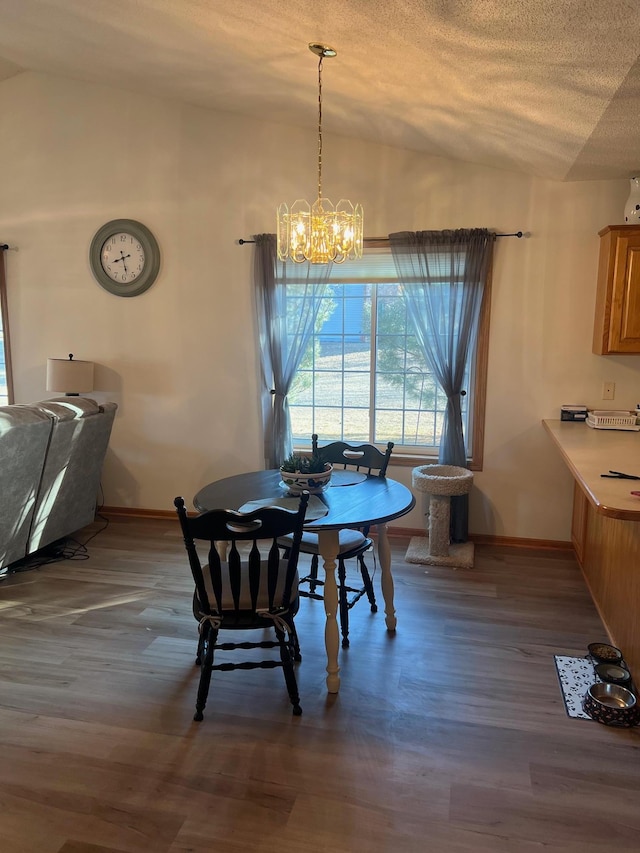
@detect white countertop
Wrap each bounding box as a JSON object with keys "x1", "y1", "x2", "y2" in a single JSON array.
[{"x1": 543, "y1": 419, "x2": 640, "y2": 520}]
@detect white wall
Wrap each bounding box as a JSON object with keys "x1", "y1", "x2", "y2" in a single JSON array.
[{"x1": 1, "y1": 72, "x2": 639, "y2": 541}]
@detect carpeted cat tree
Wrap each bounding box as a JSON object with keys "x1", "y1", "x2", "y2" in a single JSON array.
[{"x1": 406, "y1": 464, "x2": 474, "y2": 569}]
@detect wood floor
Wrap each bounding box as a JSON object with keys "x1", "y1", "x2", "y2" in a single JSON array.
[{"x1": 1, "y1": 518, "x2": 639, "y2": 853}]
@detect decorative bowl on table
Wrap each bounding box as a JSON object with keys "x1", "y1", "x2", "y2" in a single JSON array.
[
  {"x1": 279, "y1": 457, "x2": 333, "y2": 495},
  {"x1": 582, "y1": 682, "x2": 639, "y2": 727}
]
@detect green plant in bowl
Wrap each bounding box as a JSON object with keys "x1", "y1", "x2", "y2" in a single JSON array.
[
  {"x1": 280, "y1": 452, "x2": 326, "y2": 474},
  {"x1": 280, "y1": 452, "x2": 332, "y2": 494}
]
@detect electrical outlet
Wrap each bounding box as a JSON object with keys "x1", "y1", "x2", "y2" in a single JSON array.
[{"x1": 602, "y1": 381, "x2": 615, "y2": 400}]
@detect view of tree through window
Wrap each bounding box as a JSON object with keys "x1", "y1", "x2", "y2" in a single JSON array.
[{"x1": 287, "y1": 252, "x2": 470, "y2": 452}]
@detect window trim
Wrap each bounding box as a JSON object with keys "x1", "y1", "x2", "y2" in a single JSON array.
[
  {"x1": 0, "y1": 246, "x2": 14, "y2": 406},
  {"x1": 466, "y1": 251, "x2": 492, "y2": 472}
]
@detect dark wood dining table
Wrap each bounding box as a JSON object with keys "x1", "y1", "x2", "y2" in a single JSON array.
[{"x1": 193, "y1": 468, "x2": 416, "y2": 693}]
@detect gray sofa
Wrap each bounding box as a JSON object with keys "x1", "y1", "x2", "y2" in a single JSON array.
[{"x1": 0, "y1": 397, "x2": 117, "y2": 570}]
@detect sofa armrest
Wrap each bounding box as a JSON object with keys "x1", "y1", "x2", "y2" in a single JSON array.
[
  {"x1": 0, "y1": 405, "x2": 53, "y2": 569},
  {"x1": 28, "y1": 398, "x2": 118, "y2": 552}
]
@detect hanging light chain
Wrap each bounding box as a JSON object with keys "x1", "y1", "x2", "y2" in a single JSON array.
[
  {"x1": 317, "y1": 54, "x2": 323, "y2": 203},
  {"x1": 276, "y1": 42, "x2": 363, "y2": 264}
]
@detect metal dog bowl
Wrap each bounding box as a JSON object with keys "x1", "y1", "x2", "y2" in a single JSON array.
[
  {"x1": 583, "y1": 682, "x2": 639, "y2": 727},
  {"x1": 595, "y1": 662, "x2": 632, "y2": 686},
  {"x1": 587, "y1": 642, "x2": 623, "y2": 665}
]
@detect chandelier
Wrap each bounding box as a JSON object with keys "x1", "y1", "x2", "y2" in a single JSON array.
[{"x1": 277, "y1": 43, "x2": 363, "y2": 264}]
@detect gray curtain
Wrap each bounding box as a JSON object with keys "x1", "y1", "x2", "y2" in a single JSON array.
[
  {"x1": 254, "y1": 233, "x2": 332, "y2": 468},
  {"x1": 389, "y1": 228, "x2": 493, "y2": 542}
]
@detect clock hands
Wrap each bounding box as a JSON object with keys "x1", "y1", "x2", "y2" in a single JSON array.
[{"x1": 113, "y1": 251, "x2": 131, "y2": 273}]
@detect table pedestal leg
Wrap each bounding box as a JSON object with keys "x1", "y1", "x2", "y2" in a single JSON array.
[
  {"x1": 376, "y1": 522, "x2": 397, "y2": 631},
  {"x1": 317, "y1": 529, "x2": 341, "y2": 693}
]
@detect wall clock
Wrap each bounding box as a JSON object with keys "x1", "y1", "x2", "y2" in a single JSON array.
[{"x1": 89, "y1": 219, "x2": 160, "y2": 297}]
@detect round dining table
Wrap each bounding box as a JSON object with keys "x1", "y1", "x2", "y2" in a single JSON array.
[{"x1": 194, "y1": 468, "x2": 416, "y2": 694}]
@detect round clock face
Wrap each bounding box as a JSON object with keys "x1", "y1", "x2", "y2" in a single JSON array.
[
  {"x1": 100, "y1": 232, "x2": 146, "y2": 284},
  {"x1": 89, "y1": 219, "x2": 160, "y2": 297}
]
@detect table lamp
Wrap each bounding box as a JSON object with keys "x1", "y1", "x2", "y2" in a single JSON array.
[{"x1": 46, "y1": 353, "x2": 94, "y2": 396}]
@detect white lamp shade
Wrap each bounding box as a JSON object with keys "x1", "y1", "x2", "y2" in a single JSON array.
[{"x1": 46, "y1": 357, "x2": 94, "y2": 394}]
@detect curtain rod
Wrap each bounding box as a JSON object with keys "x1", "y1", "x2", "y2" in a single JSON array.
[
  {"x1": 237, "y1": 231, "x2": 523, "y2": 245},
  {"x1": 0, "y1": 244, "x2": 10, "y2": 251}
]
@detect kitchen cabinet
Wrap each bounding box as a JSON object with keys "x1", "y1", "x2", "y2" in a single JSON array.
[
  {"x1": 592, "y1": 224, "x2": 640, "y2": 354},
  {"x1": 571, "y1": 481, "x2": 589, "y2": 565},
  {"x1": 543, "y1": 419, "x2": 640, "y2": 681}
]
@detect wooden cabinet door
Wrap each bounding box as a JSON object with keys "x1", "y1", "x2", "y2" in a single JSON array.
[
  {"x1": 571, "y1": 481, "x2": 589, "y2": 566},
  {"x1": 593, "y1": 225, "x2": 640, "y2": 354}
]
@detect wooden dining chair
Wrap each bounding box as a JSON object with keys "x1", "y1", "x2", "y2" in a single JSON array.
[
  {"x1": 174, "y1": 492, "x2": 309, "y2": 721},
  {"x1": 281, "y1": 434, "x2": 394, "y2": 649}
]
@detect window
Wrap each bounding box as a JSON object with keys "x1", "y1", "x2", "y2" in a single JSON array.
[
  {"x1": 0, "y1": 247, "x2": 12, "y2": 406},
  {"x1": 286, "y1": 245, "x2": 490, "y2": 468},
  {"x1": 0, "y1": 326, "x2": 7, "y2": 406}
]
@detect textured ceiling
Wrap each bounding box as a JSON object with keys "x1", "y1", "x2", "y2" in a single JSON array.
[{"x1": 1, "y1": 0, "x2": 640, "y2": 181}]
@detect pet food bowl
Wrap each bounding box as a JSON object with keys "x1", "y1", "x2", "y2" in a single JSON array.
[
  {"x1": 595, "y1": 662, "x2": 632, "y2": 686},
  {"x1": 583, "y1": 682, "x2": 639, "y2": 727},
  {"x1": 587, "y1": 642, "x2": 623, "y2": 665}
]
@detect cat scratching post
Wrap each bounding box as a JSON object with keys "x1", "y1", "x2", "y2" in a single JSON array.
[{"x1": 406, "y1": 464, "x2": 474, "y2": 569}]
